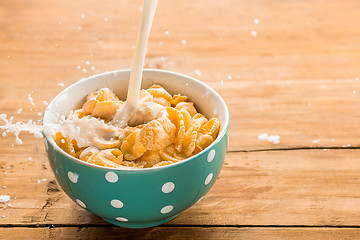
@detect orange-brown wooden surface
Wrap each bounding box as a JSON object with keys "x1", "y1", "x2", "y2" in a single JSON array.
[{"x1": 1, "y1": 0, "x2": 360, "y2": 239}]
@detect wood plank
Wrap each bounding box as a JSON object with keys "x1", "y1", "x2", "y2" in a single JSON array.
[
  {"x1": 1, "y1": 227, "x2": 360, "y2": 240},
  {"x1": 1, "y1": 0, "x2": 360, "y2": 235},
  {"x1": 0, "y1": 0, "x2": 360, "y2": 150},
  {"x1": 2, "y1": 150, "x2": 360, "y2": 226},
  {"x1": 2, "y1": 79, "x2": 360, "y2": 152}
]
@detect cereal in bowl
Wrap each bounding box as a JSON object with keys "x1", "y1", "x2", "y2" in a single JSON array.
[{"x1": 54, "y1": 85, "x2": 220, "y2": 169}]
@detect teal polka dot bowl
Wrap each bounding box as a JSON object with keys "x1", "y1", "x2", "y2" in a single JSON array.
[{"x1": 43, "y1": 69, "x2": 229, "y2": 228}]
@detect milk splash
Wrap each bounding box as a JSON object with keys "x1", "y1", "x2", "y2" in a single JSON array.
[
  {"x1": 0, "y1": 89, "x2": 166, "y2": 147},
  {"x1": 58, "y1": 113, "x2": 123, "y2": 148},
  {"x1": 0, "y1": 113, "x2": 43, "y2": 145},
  {"x1": 0, "y1": 110, "x2": 124, "y2": 149}
]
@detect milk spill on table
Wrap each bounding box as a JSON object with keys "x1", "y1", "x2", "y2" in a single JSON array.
[{"x1": 0, "y1": 0, "x2": 160, "y2": 147}]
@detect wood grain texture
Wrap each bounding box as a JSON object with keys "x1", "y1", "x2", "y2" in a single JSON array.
[
  {"x1": 1, "y1": 0, "x2": 360, "y2": 238},
  {"x1": 0, "y1": 0, "x2": 360, "y2": 151},
  {"x1": 2, "y1": 227, "x2": 360, "y2": 240},
  {"x1": 1, "y1": 150, "x2": 360, "y2": 226}
]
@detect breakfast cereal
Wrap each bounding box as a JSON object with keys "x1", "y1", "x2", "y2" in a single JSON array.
[{"x1": 55, "y1": 85, "x2": 220, "y2": 168}]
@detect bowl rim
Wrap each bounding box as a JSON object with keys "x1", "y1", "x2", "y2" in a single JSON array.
[{"x1": 43, "y1": 68, "x2": 230, "y2": 172}]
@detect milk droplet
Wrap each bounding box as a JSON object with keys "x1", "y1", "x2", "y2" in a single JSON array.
[
  {"x1": 194, "y1": 70, "x2": 201, "y2": 77},
  {"x1": 15, "y1": 138, "x2": 23, "y2": 145},
  {"x1": 27, "y1": 95, "x2": 35, "y2": 106}
]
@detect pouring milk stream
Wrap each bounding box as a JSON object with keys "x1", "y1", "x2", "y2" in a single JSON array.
[{"x1": 111, "y1": 0, "x2": 159, "y2": 128}]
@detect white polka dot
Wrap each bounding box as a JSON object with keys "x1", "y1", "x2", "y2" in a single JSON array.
[
  {"x1": 116, "y1": 217, "x2": 128, "y2": 222},
  {"x1": 110, "y1": 199, "x2": 124, "y2": 208},
  {"x1": 204, "y1": 173, "x2": 213, "y2": 185},
  {"x1": 76, "y1": 199, "x2": 86, "y2": 208},
  {"x1": 161, "y1": 182, "x2": 175, "y2": 193},
  {"x1": 105, "y1": 172, "x2": 118, "y2": 183},
  {"x1": 160, "y1": 205, "x2": 173, "y2": 214},
  {"x1": 67, "y1": 171, "x2": 79, "y2": 183},
  {"x1": 207, "y1": 149, "x2": 216, "y2": 162}
]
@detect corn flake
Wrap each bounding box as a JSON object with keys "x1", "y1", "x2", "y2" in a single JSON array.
[{"x1": 55, "y1": 85, "x2": 220, "y2": 168}]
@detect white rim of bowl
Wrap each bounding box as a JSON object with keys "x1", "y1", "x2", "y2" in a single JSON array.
[{"x1": 43, "y1": 69, "x2": 230, "y2": 172}]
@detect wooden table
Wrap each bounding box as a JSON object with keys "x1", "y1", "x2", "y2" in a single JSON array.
[{"x1": 1, "y1": 0, "x2": 360, "y2": 239}]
